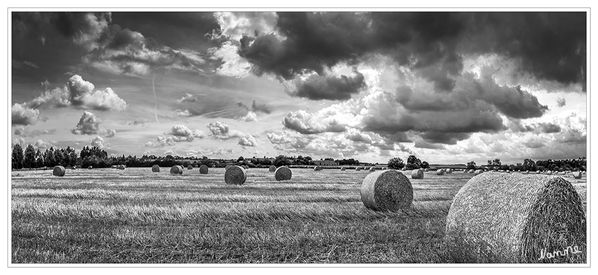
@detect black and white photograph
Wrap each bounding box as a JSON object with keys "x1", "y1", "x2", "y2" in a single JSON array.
[{"x1": 2, "y1": 1, "x2": 594, "y2": 270}]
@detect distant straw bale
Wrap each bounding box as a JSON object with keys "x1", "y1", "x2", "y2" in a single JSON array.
[
  {"x1": 411, "y1": 169, "x2": 424, "y2": 179},
  {"x1": 151, "y1": 165, "x2": 160, "y2": 172},
  {"x1": 269, "y1": 165, "x2": 276, "y2": 172},
  {"x1": 360, "y1": 170, "x2": 413, "y2": 211},
  {"x1": 53, "y1": 166, "x2": 66, "y2": 177},
  {"x1": 275, "y1": 166, "x2": 292, "y2": 181},
  {"x1": 170, "y1": 165, "x2": 183, "y2": 175},
  {"x1": 225, "y1": 165, "x2": 247, "y2": 185},
  {"x1": 199, "y1": 165, "x2": 209, "y2": 174}
]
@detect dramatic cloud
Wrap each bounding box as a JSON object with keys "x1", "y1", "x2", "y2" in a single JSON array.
[
  {"x1": 537, "y1": 122, "x2": 562, "y2": 134},
  {"x1": 283, "y1": 110, "x2": 347, "y2": 134},
  {"x1": 27, "y1": 74, "x2": 127, "y2": 111},
  {"x1": 71, "y1": 111, "x2": 101, "y2": 135},
  {"x1": 12, "y1": 103, "x2": 40, "y2": 125},
  {"x1": 176, "y1": 93, "x2": 249, "y2": 119},
  {"x1": 91, "y1": 136, "x2": 105, "y2": 148},
  {"x1": 168, "y1": 125, "x2": 204, "y2": 140},
  {"x1": 238, "y1": 134, "x2": 257, "y2": 147},
  {"x1": 207, "y1": 121, "x2": 230, "y2": 138},
  {"x1": 145, "y1": 125, "x2": 204, "y2": 147},
  {"x1": 292, "y1": 71, "x2": 365, "y2": 100},
  {"x1": 103, "y1": 129, "x2": 116, "y2": 138}
]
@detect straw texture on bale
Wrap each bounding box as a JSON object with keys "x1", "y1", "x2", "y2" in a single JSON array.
[
  {"x1": 151, "y1": 165, "x2": 160, "y2": 172},
  {"x1": 445, "y1": 173, "x2": 586, "y2": 263},
  {"x1": 573, "y1": 171, "x2": 582, "y2": 179},
  {"x1": 269, "y1": 165, "x2": 276, "y2": 172},
  {"x1": 436, "y1": 169, "x2": 445, "y2": 175},
  {"x1": 199, "y1": 165, "x2": 209, "y2": 174},
  {"x1": 53, "y1": 166, "x2": 66, "y2": 177},
  {"x1": 274, "y1": 166, "x2": 292, "y2": 181},
  {"x1": 360, "y1": 170, "x2": 413, "y2": 212},
  {"x1": 170, "y1": 165, "x2": 183, "y2": 175},
  {"x1": 411, "y1": 169, "x2": 424, "y2": 179},
  {"x1": 314, "y1": 166, "x2": 323, "y2": 171},
  {"x1": 225, "y1": 165, "x2": 247, "y2": 185},
  {"x1": 225, "y1": 165, "x2": 233, "y2": 171}
]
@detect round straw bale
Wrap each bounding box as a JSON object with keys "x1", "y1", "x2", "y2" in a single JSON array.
[
  {"x1": 88, "y1": 166, "x2": 93, "y2": 169},
  {"x1": 117, "y1": 165, "x2": 126, "y2": 170},
  {"x1": 356, "y1": 166, "x2": 362, "y2": 171},
  {"x1": 411, "y1": 169, "x2": 424, "y2": 179},
  {"x1": 199, "y1": 165, "x2": 209, "y2": 174},
  {"x1": 275, "y1": 166, "x2": 292, "y2": 181},
  {"x1": 187, "y1": 165, "x2": 193, "y2": 170},
  {"x1": 474, "y1": 169, "x2": 483, "y2": 175},
  {"x1": 436, "y1": 169, "x2": 445, "y2": 175},
  {"x1": 151, "y1": 165, "x2": 160, "y2": 172},
  {"x1": 424, "y1": 168, "x2": 429, "y2": 172},
  {"x1": 360, "y1": 170, "x2": 413, "y2": 211},
  {"x1": 369, "y1": 167, "x2": 376, "y2": 172},
  {"x1": 547, "y1": 171, "x2": 553, "y2": 175},
  {"x1": 340, "y1": 167, "x2": 346, "y2": 171},
  {"x1": 314, "y1": 166, "x2": 323, "y2": 171},
  {"x1": 269, "y1": 165, "x2": 276, "y2": 172},
  {"x1": 225, "y1": 164, "x2": 233, "y2": 171},
  {"x1": 401, "y1": 167, "x2": 407, "y2": 171},
  {"x1": 446, "y1": 168, "x2": 453, "y2": 174},
  {"x1": 225, "y1": 165, "x2": 246, "y2": 185},
  {"x1": 170, "y1": 165, "x2": 183, "y2": 175},
  {"x1": 53, "y1": 166, "x2": 66, "y2": 177},
  {"x1": 573, "y1": 171, "x2": 582, "y2": 179},
  {"x1": 445, "y1": 173, "x2": 586, "y2": 263}
]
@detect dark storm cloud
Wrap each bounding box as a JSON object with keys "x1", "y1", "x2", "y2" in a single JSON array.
[
  {"x1": 293, "y1": 72, "x2": 365, "y2": 100},
  {"x1": 537, "y1": 122, "x2": 562, "y2": 133},
  {"x1": 237, "y1": 12, "x2": 586, "y2": 94},
  {"x1": 464, "y1": 13, "x2": 586, "y2": 87},
  {"x1": 414, "y1": 139, "x2": 446, "y2": 150},
  {"x1": 251, "y1": 100, "x2": 272, "y2": 114}
]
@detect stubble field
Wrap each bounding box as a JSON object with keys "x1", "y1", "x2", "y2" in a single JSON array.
[{"x1": 11, "y1": 168, "x2": 587, "y2": 263}]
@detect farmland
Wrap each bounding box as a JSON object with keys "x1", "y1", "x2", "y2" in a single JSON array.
[{"x1": 11, "y1": 168, "x2": 587, "y2": 264}]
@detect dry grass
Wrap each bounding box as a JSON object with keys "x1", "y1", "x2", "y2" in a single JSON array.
[{"x1": 11, "y1": 168, "x2": 586, "y2": 263}]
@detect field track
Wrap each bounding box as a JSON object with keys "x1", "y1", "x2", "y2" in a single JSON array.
[{"x1": 11, "y1": 168, "x2": 587, "y2": 263}]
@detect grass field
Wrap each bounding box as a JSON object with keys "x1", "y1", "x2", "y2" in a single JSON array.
[{"x1": 10, "y1": 168, "x2": 587, "y2": 264}]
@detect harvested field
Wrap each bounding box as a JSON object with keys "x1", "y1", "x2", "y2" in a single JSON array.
[{"x1": 11, "y1": 168, "x2": 587, "y2": 263}]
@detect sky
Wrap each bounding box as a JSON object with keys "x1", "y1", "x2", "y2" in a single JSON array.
[{"x1": 10, "y1": 12, "x2": 587, "y2": 164}]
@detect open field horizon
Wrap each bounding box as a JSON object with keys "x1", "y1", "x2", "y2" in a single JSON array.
[{"x1": 10, "y1": 167, "x2": 587, "y2": 263}]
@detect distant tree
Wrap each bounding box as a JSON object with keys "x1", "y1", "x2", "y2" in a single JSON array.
[
  {"x1": 273, "y1": 155, "x2": 291, "y2": 167},
  {"x1": 11, "y1": 144, "x2": 23, "y2": 170},
  {"x1": 388, "y1": 157, "x2": 405, "y2": 170},
  {"x1": 466, "y1": 161, "x2": 476, "y2": 170},
  {"x1": 523, "y1": 159, "x2": 537, "y2": 171},
  {"x1": 54, "y1": 148, "x2": 64, "y2": 166},
  {"x1": 420, "y1": 161, "x2": 430, "y2": 169},
  {"x1": 23, "y1": 144, "x2": 36, "y2": 168},
  {"x1": 35, "y1": 149, "x2": 44, "y2": 168},
  {"x1": 406, "y1": 155, "x2": 422, "y2": 169},
  {"x1": 492, "y1": 159, "x2": 501, "y2": 166}
]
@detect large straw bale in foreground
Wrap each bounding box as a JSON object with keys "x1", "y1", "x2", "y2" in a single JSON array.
[
  {"x1": 170, "y1": 165, "x2": 183, "y2": 175},
  {"x1": 445, "y1": 172, "x2": 586, "y2": 263},
  {"x1": 360, "y1": 170, "x2": 413, "y2": 211},
  {"x1": 225, "y1": 165, "x2": 247, "y2": 185},
  {"x1": 53, "y1": 166, "x2": 66, "y2": 177},
  {"x1": 199, "y1": 165, "x2": 209, "y2": 174},
  {"x1": 411, "y1": 169, "x2": 424, "y2": 179},
  {"x1": 151, "y1": 165, "x2": 160, "y2": 172},
  {"x1": 275, "y1": 166, "x2": 292, "y2": 181}
]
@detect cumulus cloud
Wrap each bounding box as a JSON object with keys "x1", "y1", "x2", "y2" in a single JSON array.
[
  {"x1": 168, "y1": 125, "x2": 204, "y2": 140},
  {"x1": 27, "y1": 75, "x2": 127, "y2": 111},
  {"x1": 207, "y1": 121, "x2": 230, "y2": 138},
  {"x1": 12, "y1": 103, "x2": 40, "y2": 125},
  {"x1": 71, "y1": 111, "x2": 101, "y2": 135},
  {"x1": 91, "y1": 136, "x2": 105, "y2": 148},
  {"x1": 145, "y1": 125, "x2": 204, "y2": 147},
  {"x1": 103, "y1": 129, "x2": 116, "y2": 138},
  {"x1": 176, "y1": 93, "x2": 248, "y2": 119},
  {"x1": 238, "y1": 134, "x2": 257, "y2": 147},
  {"x1": 283, "y1": 110, "x2": 347, "y2": 134},
  {"x1": 240, "y1": 111, "x2": 258, "y2": 122}
]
